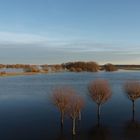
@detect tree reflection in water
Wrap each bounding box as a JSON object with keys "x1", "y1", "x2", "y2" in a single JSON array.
[
  {"x1": 88, "y1": 115, "x2": 112, "y2": 140},
  {"x1": 55, "y1": 128, "x2": 67, "y2": 140},
  {"x1": 124, "y1": 120, "x2": 140, "y2": 140},
  {"x1": 89, "y1": 123, "x2": 112, "y2": 140}
]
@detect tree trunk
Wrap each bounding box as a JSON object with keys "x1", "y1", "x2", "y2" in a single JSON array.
[
  {"x1": 97, "y1": 104, "x2": 101, "y2": 127},
  {"x1": 78, "y1": 111, "x2": 81, "y2": 121},
  {"x1": 72, "y1": 118, "x2": 76, "y2": 135},
  {"x1": 61, "y1": 111, "x2": 64, "y2": 127},
  {"x1": 132, "y1": 100, "x2": 135, "y2": 121}
]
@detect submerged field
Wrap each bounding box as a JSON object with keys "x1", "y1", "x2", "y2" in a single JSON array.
[{"x1": 0, "y1": 71, "x2": 140, "y2": 140}]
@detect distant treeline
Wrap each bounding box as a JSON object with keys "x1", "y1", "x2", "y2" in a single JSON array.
[
  {"x1": 0, "y1": 62, "x2": 140, "y2": 74},
  {"x1": 63, "y1": 62, "x2": 120, "y2": 72},
  {"x1": 0, "y1": 64, "x2": 36, "y2": 69},
  {"x1": 62, "y1": 61, "x2": 99, "y2": 72},
  {"x1": 115, "y1": 65, "x2": 140, "y2": 69}
]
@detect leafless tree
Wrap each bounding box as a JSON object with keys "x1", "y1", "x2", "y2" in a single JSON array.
[
  {"x1": 124, "y1": 81, "x2": 140, "y2": 121},
  {"x1": 77, "y1": 96, "x2": 84, "y2": 121},
  {"x1": 67, "y1": 95, "x2": 85, "y2": 135},
  {"x1": 52, "y1": 86, "x2": 75, "y2": 127},
  {"x1": 88, "y1": 79, "x2": 111, "y2": 125}
]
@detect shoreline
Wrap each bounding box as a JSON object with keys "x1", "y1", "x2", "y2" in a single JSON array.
[
  {"x1": 0, "y1": 72, "x2": 47, "y2": 77},
  {"x1": 0, "y1": 69, "x2": 140, "y2": 77}
]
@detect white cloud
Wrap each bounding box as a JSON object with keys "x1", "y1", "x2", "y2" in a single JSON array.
[
  {"x1": 0, "y1": 31, "x2": 140, "y2": 56},
  {"x1": 0, "y1": 31, "x2": 47, "y2": 43}
]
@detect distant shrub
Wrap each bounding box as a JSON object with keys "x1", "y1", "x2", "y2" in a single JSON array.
[
  {"x1": 24, "y1": 66, "x2": 40, "y2": 73},
  {"x1": 41, "y1": 65, "x2": 48, "y2": 72},
  {"x1": 63, "y1": 61, "x2": 99, "y2": 72},
  {"x1": 0, "y1": 71, "x2": 6, "y2": 75},
  {"x1": 104, "y1": 63, "x2": 118, "y2": 72},
  {"x1": 0, "y1": 64, "x2": 5, "y2": 69}
]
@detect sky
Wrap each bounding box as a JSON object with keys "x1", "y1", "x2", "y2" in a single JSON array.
[{"x1": 0, "y1": 0, "x2": 140, "y2": 64}]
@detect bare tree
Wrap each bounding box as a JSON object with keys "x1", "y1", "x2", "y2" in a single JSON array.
[
  {"x1": 88, "y1": 79, "x2": 111, "y2": 125},
  {"x1": 68, "y1": 95, "x2": 85, "y2": 135},
  {"x1": 124, "y1": 81, "x2": 140, "y2": 121},
  {"x1": 52, "y1": 87, "x2": 75, "y2": 127},
  {"x1": 77, "y1": 96, "x2": 84, "y2": 121}
]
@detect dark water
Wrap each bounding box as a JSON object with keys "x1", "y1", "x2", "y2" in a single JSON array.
[{"x1": 0, "y1": 71, "x2": 140, "y2": 140}]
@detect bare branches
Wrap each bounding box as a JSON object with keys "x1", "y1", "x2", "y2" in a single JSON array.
[
  {"x1": 50, "y1": 79, "x2": 140, "y2": 136},
  {"x1": 67, "y1": 95, "x2": 85, "y2": 135},
  {"x1": 88, "y1": 79, "x2": 111, "y2": 126},
  {"x1": 88, "y1": 79, "x2": 111, "y2": 105},
  {"x1": 52, "y1": 87, "x2": 74, "y2": 111},
  {"x1": 52, "y1": 86, "x2": 85, "y2": 135},
  {"x1": 52, "y1": 86, "x2": 76, "y2": 126},
  {"x1": 124, "y1": 81, "x2": 140, "y2": 101},
  {"x1": 124, "y1": 81, "x2": 140, "y2": 121},
  {"x1": 68, "y1": 95, "x2": 84, "y2": 119}
]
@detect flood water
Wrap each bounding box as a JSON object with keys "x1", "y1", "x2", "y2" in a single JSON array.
[{"x1": 0, "y1": 71, "x2": 140, "y2": 140}]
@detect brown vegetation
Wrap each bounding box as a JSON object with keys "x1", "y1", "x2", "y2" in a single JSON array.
[
  {"x1": 63, "y1": 61, "x2": 99, "y2": 72},
  {"x1": 0, "y1": 71, "x2": 6, "y2": 76},
  {"x1": 88, "y1": 79, "x2": 111, "y2": 125},
  {"x1": 0, "y1": 64, "x2": 5, "y2": 68},
  {"x1": 50, "y1": 64, "x2": 63, "y2": 72},
  {"x1": 52, "y1": 86, "x2": 84, "y2": 135},
  {"x1": 41, "y1": 64, "x2": 48, "y2": 72},
  {"x1": 124, "y1": 81, "x2": 140, "y2": 120},
  {"x1": 104, "y1": 63, "x2": 118, "y2": 72},
  {"x1": 67, "y1": 95, "x2": 84, "y2": 135},
  {"x1": 52, "y1": 87, "x2": 75, "y2": 127},
  {"x1": 23, "y1": 66, "x2": 40, "y2": 73},
  {"x1": 5, "y1": 64, "x2": 31, "y2": 69}
]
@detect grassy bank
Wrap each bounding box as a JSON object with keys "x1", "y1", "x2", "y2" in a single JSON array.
[{"x1": 0, "y1": 72, "x2": 42, "y2": 77}]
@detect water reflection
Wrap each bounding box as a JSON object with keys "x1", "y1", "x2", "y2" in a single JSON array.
[
  {"x1": 124, "y1": 120, "x2": 140, "y2": 140},
  {"x1": 0, "y1": 72, "x2": 140, "y2": 140},
  {"x1": 56, "y1": 129, "x2": 67, "y2": 140},
  {"x1": 88, "y1": 112, "x2": 112, "y2": 140},
  {"x1": 89, "y1": 124, "x2": 112, "y2": 140},
  {"x1": 55, "y1": 122, "x2": 63, "y2": 140},
  {"x1": 124, "y1": 100, "x2": 140, "y2": 140}
]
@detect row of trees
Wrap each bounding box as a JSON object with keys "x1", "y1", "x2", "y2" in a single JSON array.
[
  {"x1": 63, "y1": 62, "x2": 118, "y2": 72},
  {"x1": 0, "y1": 64, "x2": 37, "y2": 69},
  {"x1": 0, "y1": 62, "x2": 118, "y2": 72},
  {"x1": 52, "y1": 87, "x2": 84, "y2": 135},
  {"x1": 2, "y1": 62, "x2": 140, "y2": 72},
  {"x1": 52, "y1": 80, "x2": 140, "y2": 135}
]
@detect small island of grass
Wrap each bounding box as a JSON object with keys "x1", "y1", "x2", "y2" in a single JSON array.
[{"x1": 0, "y1": 62, "x2": 139, "y2": 77}]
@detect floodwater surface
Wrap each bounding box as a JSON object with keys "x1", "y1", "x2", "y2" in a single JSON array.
[{"x1": 0, "y1": 71, "x2": 140, "y2": 140}]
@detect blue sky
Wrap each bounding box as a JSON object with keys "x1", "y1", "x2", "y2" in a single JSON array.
[{"x1": 0, "y1": 0, "x2": 140, "y2": 64}]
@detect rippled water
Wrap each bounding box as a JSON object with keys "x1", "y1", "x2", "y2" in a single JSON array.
[{"x1": 0, "y1": 71, "x2": 140, "y2": 140}]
